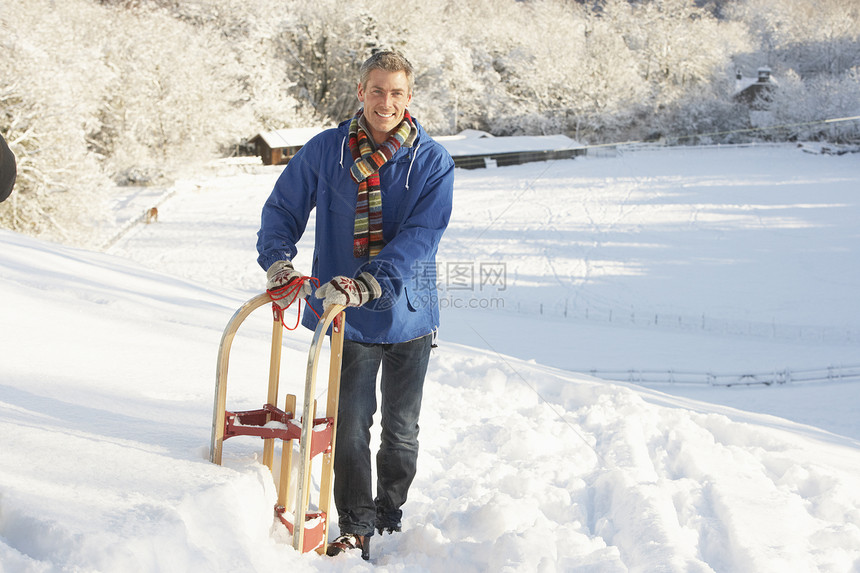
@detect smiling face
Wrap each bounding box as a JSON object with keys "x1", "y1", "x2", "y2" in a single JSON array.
[{"x1": 357, "y1": 68, "x2": 412, "y2": 145}]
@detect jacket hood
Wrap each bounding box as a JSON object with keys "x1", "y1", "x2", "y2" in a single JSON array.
[{"x1": 336, "y1": 114, "x2": 429, "y2": 189}]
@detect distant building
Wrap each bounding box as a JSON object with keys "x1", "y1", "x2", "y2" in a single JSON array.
[
  {"x1": 436, "y1": 130, "x2": 586, "y2": 169},
  {"x1": 251, "y1": 127, "x2": 586, "y2": 169},
  {"x1": 250, "y1": 127, "x2": 325, "y2": 165},
  {"x1": 734, "y1": 67, "x2": 778, "y2": 110}
]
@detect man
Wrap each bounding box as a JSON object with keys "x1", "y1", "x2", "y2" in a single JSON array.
[
  {"x1": 256, "y1": 51, "x2": 454, "y2": 560},
  {"x1": 0, "y1": 133, "x2": 16, "y2": 202}
]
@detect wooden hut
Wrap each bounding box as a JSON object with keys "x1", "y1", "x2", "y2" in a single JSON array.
[
  {"x1": 436, "y1": 131, "x2": 586, "y2": 169},
  {"x1": 734, "y1": 67, "x2": 777, "y2": 110},
  {"x1": 250, "y1": 127, "x2": 325, "y2": 165}
]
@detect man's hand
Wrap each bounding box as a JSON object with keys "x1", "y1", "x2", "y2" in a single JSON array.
[
  {"x1": 266, "y1": 260, "x2": 312, "y2": 306},
  {"x1": 315, "y1": 273, "x2": 382, "y2": 309}
]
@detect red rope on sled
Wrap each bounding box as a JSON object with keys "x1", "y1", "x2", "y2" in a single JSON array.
[{"x1": 267, "y1": 276, "x2": 321, "y2": 330}]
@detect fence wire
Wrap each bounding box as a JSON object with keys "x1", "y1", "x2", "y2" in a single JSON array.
[{"x1": 589, "y1": 364, "x2": 860, "y2": 387}]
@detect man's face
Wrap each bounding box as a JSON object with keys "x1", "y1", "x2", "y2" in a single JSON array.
[{"x1": 357, "y1": 69, "x2": 412, "y2": 145}]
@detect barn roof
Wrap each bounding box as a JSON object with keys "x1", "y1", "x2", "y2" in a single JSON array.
[
  {"x1": 436, "y1": 129, "x2": 493, "y2": 141},
  {"x1": 437, "y1": 133, "x2": 583, "y2": 157},
  {"x1": 254, "y1": 127, "x2": 326, "y2": 149},
  {"x1": 733, "y1": 67, "x2": 778, "y2": 96}
]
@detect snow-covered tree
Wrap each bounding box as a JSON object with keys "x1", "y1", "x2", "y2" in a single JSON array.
[
  {"x1": 730, "y1": 0, "x2": 860, "y2": 77},
  {"x1": 266, "y1": 0, "x2": 396, "y2": 124},
  {"x1": 604, "y1": 0, "x2": 750, "y2": 105},
  {"x1": 0, "y1": 0, "x2": 112, "y2": 245},
  {"x1": 766, "y1": 68, "x2": 860, "y2": 142},
  {"x1": 92, "y1": 5, "x2": 254, "y2": 178}
]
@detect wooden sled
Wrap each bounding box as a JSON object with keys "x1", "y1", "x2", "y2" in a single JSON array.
[{"x1": 209, "y1": 292, "x2": 345, "y2": 555}]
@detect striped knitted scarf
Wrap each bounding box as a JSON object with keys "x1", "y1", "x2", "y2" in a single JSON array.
[{"x1": 348, "y1": 109, "x2": 414, "y2": 259}]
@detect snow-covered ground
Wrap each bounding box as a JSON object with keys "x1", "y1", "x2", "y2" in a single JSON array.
[{"x1": 1, "y1": 145, "x2": 859, "y2": 572}]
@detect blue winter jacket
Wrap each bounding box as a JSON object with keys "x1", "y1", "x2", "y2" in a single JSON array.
[{"x1": 256, "y1": 116, "x2": 455, "y2": 344}]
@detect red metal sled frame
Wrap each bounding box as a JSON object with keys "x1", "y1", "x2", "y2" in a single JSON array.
[{"x1": 209, "y1": 292, "x2": 345, "y2": 555}]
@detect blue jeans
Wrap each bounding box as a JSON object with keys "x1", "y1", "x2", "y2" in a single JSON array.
[{"x1": 333, "y1": 334, "x2": 432, "y2": 537}]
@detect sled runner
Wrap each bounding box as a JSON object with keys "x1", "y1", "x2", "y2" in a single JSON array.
[{"x1": 210, "y1": 290, "x2": 346, "y2": 555}]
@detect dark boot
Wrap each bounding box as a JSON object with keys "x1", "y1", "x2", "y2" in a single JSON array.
[
  {"x1": 375, "y1": 502, "x2": 403, "y2": 535},
  {"x1": 326, "y1": 533, "x2": 371, "y2": 561}
]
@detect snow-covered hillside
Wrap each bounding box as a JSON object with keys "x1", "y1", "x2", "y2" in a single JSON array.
[{"x1": 1, "y1": 145, "x2": 859, "y2": 572}]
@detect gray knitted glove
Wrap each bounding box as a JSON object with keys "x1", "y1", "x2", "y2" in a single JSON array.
[
  {"x1": 315, "y1": 272, "x2": 382, "y2": 309},
  {"x1": 266, "y1": 260, "x2": 313, "y2": 305}
]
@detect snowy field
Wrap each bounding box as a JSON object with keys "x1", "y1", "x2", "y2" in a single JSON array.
[{"x1": 1, "y1": 144, "x2": 859, "y2": 572}]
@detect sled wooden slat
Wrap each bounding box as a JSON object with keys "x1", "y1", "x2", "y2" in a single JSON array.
[
  {"x1": 210, "y1": 292, "x2": 271, "y2": 465},
  {"x1": 293, "y1": 303, "x2": 345, "y2": 554},
  {"x1": 263, "y1": 314, "x2": 284, "y2": 469}
]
